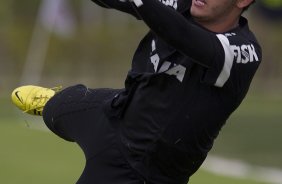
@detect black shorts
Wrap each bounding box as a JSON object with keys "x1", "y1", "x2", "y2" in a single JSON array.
[{"x1": 43, "y1": 84, "x2": 144, "y2": 184}]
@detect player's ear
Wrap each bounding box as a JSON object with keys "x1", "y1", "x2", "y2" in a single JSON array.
[{"x1": 236, "y1": 0, "x2": 254, "y2": 9}]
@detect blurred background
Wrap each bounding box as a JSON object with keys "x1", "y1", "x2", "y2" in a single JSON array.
[{"x1": 0, "y1": 0, "x2": 281, "y2": 183}]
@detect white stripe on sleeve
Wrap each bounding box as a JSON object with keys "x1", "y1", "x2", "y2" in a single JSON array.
[
  {"x1": 132, "y1": 0, "x2": 143, "y2": 7},
  {"x1": 215, "y1": 34, "x2": 234, "y2": 87}
]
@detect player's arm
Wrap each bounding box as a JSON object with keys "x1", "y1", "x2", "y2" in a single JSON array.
[
  {"x1": 91, "y1": 0, "x2": 141, "y2": 19},
  {"x1": 128, "y1": 0, "x2": 223, "y2": 68}
]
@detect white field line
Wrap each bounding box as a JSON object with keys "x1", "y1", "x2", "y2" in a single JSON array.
[{"x1": 202, "y1": 156, "x2": 282, "y2": 184}]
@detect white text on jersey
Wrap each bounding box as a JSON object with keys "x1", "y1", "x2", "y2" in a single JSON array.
[
  {"x1": 231, "y1": 44, "x2": 259, "y2": 63},
  {"x1": 158, "y1": 0, "x2": 177, "y2": 9},
  {"x1": 150, "y1": 40, "x2": 186, "y2": 82}
]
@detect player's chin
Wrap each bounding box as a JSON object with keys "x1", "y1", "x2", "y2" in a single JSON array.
[
  {"x1": 190, "y1": 8, "x2": 211, "y2": 22},
  {"x1": 191, "y1": 8, "x2": 205, "y2": 18}
]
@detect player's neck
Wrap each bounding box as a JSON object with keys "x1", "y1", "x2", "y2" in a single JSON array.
[
  {"x1": 194, "y1": 13, "x2": 240, "y2": 33},
  {"x1": 194, "y1": 16, "x2": 240, "y2": 33}
]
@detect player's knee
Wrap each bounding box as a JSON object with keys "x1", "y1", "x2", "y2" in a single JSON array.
[
  {"x1": 42, "y1": 84, "x2": 87, "y2": 141},
  {"x1": 43, "y1": 84, "x2": 87, "y2": 118}
]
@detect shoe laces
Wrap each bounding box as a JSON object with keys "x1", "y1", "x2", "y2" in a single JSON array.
[{"x1": 24, "y1": 86, "x2": 62, "y2": 113}]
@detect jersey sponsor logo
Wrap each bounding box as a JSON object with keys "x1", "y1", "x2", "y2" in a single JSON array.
[
  {"x1": 164, "y1": 64, "x2": 186, "y2": 82},
  {"x1": 150, "y1": 40, "x2": 186, "y2": 82},
  {"x1": 221, "y1": 33, "x2": 259, "y2": 63},
  {"x1": 150, "y1": 40, "x2": 160, "y2": 72},
  {"x1": 231, "y1": 44, "x2": 259, "y2": 64},
  {"x1": 158, "y1": 0, "x2": 178, "y2": 9}
]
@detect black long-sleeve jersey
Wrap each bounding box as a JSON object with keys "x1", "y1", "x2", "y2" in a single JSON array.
[{"x1": 92, "y1": 0, "x2": 262, "y2": 183}]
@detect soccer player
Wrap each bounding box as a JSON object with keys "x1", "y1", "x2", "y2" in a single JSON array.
[{"x1": 12, "y1": 0, "x2": 261, "y2": 183}]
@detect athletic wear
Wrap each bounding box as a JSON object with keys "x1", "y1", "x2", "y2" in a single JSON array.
[
  {"x1": 43, "y1": 0, "x2": 262, "y2": 183},
  {"x1": 43, "y1": 85, "x2": 145, "y2": 184}
]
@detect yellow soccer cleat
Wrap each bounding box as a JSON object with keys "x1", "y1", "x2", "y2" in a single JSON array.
[{"x1": 11, "y1": 85, "x2": 61, "y2": 116}]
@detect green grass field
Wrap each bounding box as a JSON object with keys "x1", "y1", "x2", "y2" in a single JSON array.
[
  {"x1": 1, "y1": 93, "x2": 281, "y2": 184},
  {"x1": 0, "y1": 119, "x2": 268, "y2": 184},
  {"x1": 211, "y1": 94, "x2": 282, "y2": 168}
]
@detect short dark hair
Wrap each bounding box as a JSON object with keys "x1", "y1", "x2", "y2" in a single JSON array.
[{"x1": 243, "y1": 0, "x2": 256, "y2": 12}]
